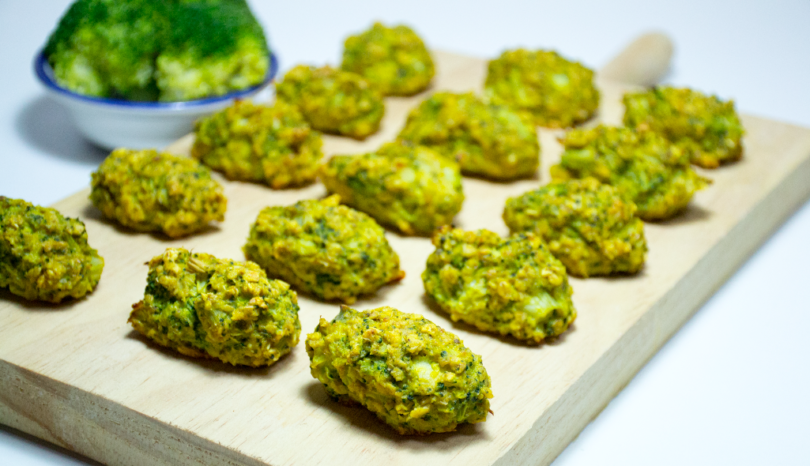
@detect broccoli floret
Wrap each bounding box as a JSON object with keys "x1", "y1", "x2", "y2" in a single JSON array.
[
  {"x1": 156, "y1": 0, "x2": 270, "y2": 101},
  {"x1": 44, "y1": 0, "x2": 270, "y2": 102},
  {"x1": 44, "y1": 0, "x2": 164, "y2": 99}
]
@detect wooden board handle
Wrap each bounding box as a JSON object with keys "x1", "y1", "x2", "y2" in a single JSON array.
[{"x1": 599, "y1": 32, "x2": 674, "y2": 87}]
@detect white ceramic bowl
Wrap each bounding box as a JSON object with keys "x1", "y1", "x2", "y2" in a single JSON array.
[{"x1": 34, "y1": 52, "x2": 278, "y2": 150}]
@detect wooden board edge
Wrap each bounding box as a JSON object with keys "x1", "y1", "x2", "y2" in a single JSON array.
[
  {"x1": 492, "y1": 148, "x2": 810, "y2": 465},
  {"x1": 0, "y1": 361, "x2": 267, "y2": 466}
]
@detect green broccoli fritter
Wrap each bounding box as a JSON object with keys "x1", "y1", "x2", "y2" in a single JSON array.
[
  {"x1": 319, "y1": 142, "x2": 465, "y2": 236},
  {"x1": 192, "y1": 100, "x2": 323, "y2": 188},
  {"x1": 0, "y1": 197, "x2": 104, "y2": 303},
  {"x1": 306, "y1": 305, "x2": 493, "y2": 435},
  {"x1": 623, "y1": 86, "x2": 744, "y2": 168},
  {"x1": 341, "y1": 22, "x2": 434, "y2": 96},
  {"x1": 90, "y1": 148, "x2": 227, "y2": 238},
  {"x1": 423, "y1": 226, "x2": 576, "y2": 344},
  {"x1": 129, "y1": 248, "x2": 300, "y2": 367},
  {"x1": 44, "y1": 0, "x2": 270, "y2": 102},
  {"x1": 503, "y1": 178, "x2": 647, "y2": 277},
  {"x1": 552, "y1": 125, "x2": 711, "y2": 220},
  {"x1": 275, "y1": 65, "x2": 385, "y2": 139},
  {"x1": 398, "y1": 92, "x2": 540, "y2": 180},
  {"x1": 243, "y1": 195, "x2": 404, "y2": 303},
  {"x1": 484, "y1": 49, "x2": 599, "y2": 128}
]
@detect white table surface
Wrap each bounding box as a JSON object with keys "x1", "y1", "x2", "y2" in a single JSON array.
[{"x1": 1, "y1": 1, "x2": 809, "y2": 465}]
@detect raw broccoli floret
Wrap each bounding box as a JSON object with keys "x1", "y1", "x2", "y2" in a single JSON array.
[
  {"x1": 157, "y1": 0, "x2": 270, "y2": 101},
  {"x1": 44, "y1": 0, "x2": 270, "y2": 102},
  {"x1": 43, "y1": 0, "x2": 164, "y2": 99}
]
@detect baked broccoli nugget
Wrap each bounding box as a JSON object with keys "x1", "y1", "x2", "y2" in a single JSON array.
[
  {"x1": 306, "y1": 305, "x2": 492, "y2": 435},
  {"x1": 341, "y1": 22, "x2": 434, "y2": 96},
  {"x1": 276, "y1": 65, "x2": 384, "y2": 139},
  {"x1": 129, "y1": 248, "x2": 300, "y2": 367},
  {"x1": 484, "y1": 49, "x2": 599, "y2": 128},
  {"x1": 90, "y1": 148, "x2": 226, "y2": 238},
  {"x1": 552, "y1": 125, "x2": 711, "y2": 220},
  {"x1": 320, "y1": 142, "x2": 464, "y2": 236},
  {"x1": 398, "y1": 92, "x2": 540, "y2": 180},
  {"x1": 192, "y1": 100, "x2": 323, "y2": 188},
  {"x1": 423, "y1": 227, "x2": 575, "y2": 344},
  {"x1": 0, "y1": 197, "x2": 104, "y2": 303},
  {"x1": 503, "y1": 178, "x2": 646, "y2": 277},
  {"x1": 244, "y1": 195, "x2": 404, "y2": 303},
  {"x1": 623, "y1": 86, "x2": 744, "y2": 168}
]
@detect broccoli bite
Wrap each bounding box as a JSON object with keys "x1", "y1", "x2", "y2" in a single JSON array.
[
  {"x1": 129, "y1": 248, "x2": 300, "y2": 367},
  {"x1": 623, "y1": 87, "x2": 744, "y2": 168},
  {"x1": 552, "y1": 125, "x2": 711, "y2": 220},
  {"x1": 0, "y1": 197, "x2": 104, "y2": 303},
  {"x1": 306, "y1": 305, "x2": 492, "y2": 435},
  {"x1": 484, "y1": 49, "x2": 599, "y2": 128},
  {"x1": 423, "y1": 227, "x2": 576, "y2": 344},
  {"x1": 398, "y1": 91, "x2": 540, "y2": 180},
  {"x1": 90, "y1": 148, "x2": 227, "y2": 238},
  {"x1": 192, "y1": 100, "x2": 323, "y2": 188},
  {"x1": 503, "y1": 178, "x2": 646, "y2": 277},
  {"x1": 319, "y1": 142, "x2": 464, "y2": 236},
  {"x1": 341, "y1": 22, "x2": 434, "y2": 96},
  {"x1": 275, "y1": 65, "x2": 385, "y2": 139},
  {"x1": 44, "y1": 0, "x2": 270, "y2": 102},
  {"x1": 243, "y1": 195, "x2": 404, "y2": 303}
]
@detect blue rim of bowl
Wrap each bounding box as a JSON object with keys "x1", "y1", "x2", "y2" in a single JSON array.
[{"x1": 33, "y1": 50, "x2": 278, "y2": 109}]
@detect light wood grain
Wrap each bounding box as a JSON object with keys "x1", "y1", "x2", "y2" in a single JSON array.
[
  {"x1": 2, "y1": 50, "x2": 810, "y2": 466},
  {"x1": 598, "y1": 32, "x2": 674, "y2": 86}
]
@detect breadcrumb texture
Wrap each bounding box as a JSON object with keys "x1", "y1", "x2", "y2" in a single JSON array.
[
  {"x1": 623, "y1": 86, "x2": 744, "y2": 168},
  {"x1": 341, "y1": 22, "x2": 434, "y2": 96},
  {"x1": 320, "y1": 142, "x2": 464, "y2": 236},
  {"x1": 398, "y1": 92, "x2": 540, "y2": 180},
  {"x1": 423, "y1": 227, "x2": 575, "y2": 343},
  {"x1": 552, "y1": 125, "x2": 711, "y2": 220},
  {"x1": 129, "y1": 248, "x2": 300, "y2": 367},
  {"x1": 0, "y1": 197, "x2": 104, "y2": 303},
  {"x1": 243, "y1": 195, "x2": 404, "y2": 303},
  {"x1": 276, "y1": 65, "x2": 384, "y2": 139},
  {"x1": 484, "y1": 49, "x2": 599, "y2": 128},
  {"x1": 503, "y1": 178, "x2": 647, "y2": 277},
  {"x1": 306, "y1": 305, "x2": 492, "y2": 435},
  {"x1": 192, "y1": 100, "x2": 323, "y2": 188},
  {"x1": 90, "y1": 148, "x2": 226, "y2": 238}
]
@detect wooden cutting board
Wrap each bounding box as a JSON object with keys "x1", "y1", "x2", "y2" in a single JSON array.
[{"x1": 2, "y1": 47, "x2": 810, "y2": 466}]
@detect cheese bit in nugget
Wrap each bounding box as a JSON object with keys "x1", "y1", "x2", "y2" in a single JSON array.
[
  {"x1": 191, "y1": 100, "x2": 323, "y2": 188},
  {"x1": 423, "y1": 226, "x2": 575, "y2": 344},
  {"x1": 552, "y1": 125, "x2": 711, "y2": 221},
  {"x1": 306, "y1": 305, "x2": 493, "y2": 435},
  {"x1": 503, "y1": 178, "x2": 646, "y2": 277},
  {"x1": 0, "y1": 197, "x2": 104, "y2": 303},
  {"x1": 398, "y1": 92, "x2": 540, "y2": 180},
  {"x1": 341, "y1": 22, "x2": 434, "y2": 96},
  {"x1": 319, "y1": 142, "x2": 464, "y2": 236},
  {"x1": 275, "y1": 65, "x2": 384, "y2": 139},
  {"x1": 90, "y1": 148, "x2": 226, "y2": 238},
  {"x1": 484, "y1": 49, "x2": 599, "y2": 128},
  {"x1": 244, "y1": 195, "x2": 404, "y2": 303},
  {"x1": 623, "y1": 86, "x2": 744, "y2": 168},
  {"x1": 129, "y1": 248, "x2": 300, "y2": 367}
]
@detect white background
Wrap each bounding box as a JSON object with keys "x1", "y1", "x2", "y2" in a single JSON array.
[{"x1": 1, "y1": 1, "x2": 809, "y2": 464}]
